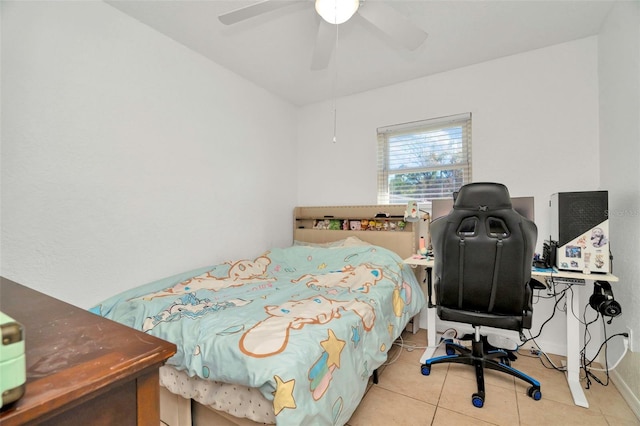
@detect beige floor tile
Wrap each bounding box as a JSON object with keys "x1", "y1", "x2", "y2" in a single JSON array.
[
  {"x1": 584, "y1": 378, "x2": 640, "y2": 423},
  {"x1": 512, "y1": 354, "x2": 575, "y2": 406},
  {"x1": 352, "y1": 333, "x2": 640, "y2": 426},
  {"x1": 431, "y1": 407, "x2": 496, "y2": 426},
  {"x1": 347, "y1": 386, "x2": 436, "y2": 426},
  {"x1": 399, "y1": 344, "x2": 429, "y2": 365},
  {"x1": 603, "y1": 414, "x2": 640, "y2": 426},
  {"x1": 518, "y1": 391, "x2": 609, "y2": 425},
  {"x1": 437, "y1": 371, "x2": 520, "y2": 425},
  {"x1": 377, "y1": 357, "x2": 447, "y2": 405},
  {"x1": 445, "y1": 361, "x2": 517, "y2": 391}
]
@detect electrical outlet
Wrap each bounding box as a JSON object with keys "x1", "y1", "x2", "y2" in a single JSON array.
[{"x1": 626, "y1": 326, "x2": 635, "y2": 352}]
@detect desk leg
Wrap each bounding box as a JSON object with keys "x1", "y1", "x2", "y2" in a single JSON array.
[
  {"x1": 420, "y1": 267, "x2": 439, "y2": 363},
  {"x1": 419, "y1": 305, "x2": 439, "y2": 363},
  {"x1": 565, "y1": 287, "x2": 589, "y2": 408}
]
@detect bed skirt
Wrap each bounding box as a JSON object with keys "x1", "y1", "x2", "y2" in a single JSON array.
[{"x1": 160, "y1": 366, "x2": 275, "y2": 425}]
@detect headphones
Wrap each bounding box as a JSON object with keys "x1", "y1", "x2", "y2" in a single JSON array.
[{"x1": 589, "y1": 280, "x2": 622, "y2": 318}]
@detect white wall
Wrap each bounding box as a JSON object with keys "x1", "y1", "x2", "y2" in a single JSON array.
[
  {"x1": 298, "y1": 37, "x2": 601, "y2": 356},
  {"x1": 0, "y1": 1, "x2": 298, "y2": 308},
  {"x1": 598, "y1": 0, "x2": 640, "y2": 415},
  {"x1": 298, "y1": 37, "x2": 600, "y2": 241}
]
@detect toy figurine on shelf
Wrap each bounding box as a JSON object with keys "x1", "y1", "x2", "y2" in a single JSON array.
[
  {"x1": 418, "y1": 236, "x2": 428, "y2": 256},
  {"x1": 405, "y1": 200, "x2": 420, "y2": 222},
  {"x1": 328, "y1": 220, "x2": 341, "y2": 230}
]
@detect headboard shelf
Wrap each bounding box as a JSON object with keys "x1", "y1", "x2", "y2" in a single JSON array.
[
  {"x1": 293, "y1": 205, "x2": 419, "y2": 260},
  {"x1": 294, "y1": 205, "x2": 410, "y2": 221}
]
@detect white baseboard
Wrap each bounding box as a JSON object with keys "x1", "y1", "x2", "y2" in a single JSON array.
[{"x1": 610, "y1": 369, "x2": 640, "y2": 421}]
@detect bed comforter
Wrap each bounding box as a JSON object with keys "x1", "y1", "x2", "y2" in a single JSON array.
[{"x1": 92, "y1": 244, "x2": 425, "y2": 425}]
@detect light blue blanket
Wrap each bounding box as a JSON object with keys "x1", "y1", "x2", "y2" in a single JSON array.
[{"x1": 92, "y1": 244, "x2": 425, "y2": 425}]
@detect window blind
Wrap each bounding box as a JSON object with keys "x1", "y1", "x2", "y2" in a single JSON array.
[{"x1": 377, "y1": 113, "x2": 472, "y2": 204}]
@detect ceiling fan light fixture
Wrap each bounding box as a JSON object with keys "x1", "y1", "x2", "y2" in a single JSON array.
[{"x1": 315, "y1": 0, "x2": 359, "y2": 25}]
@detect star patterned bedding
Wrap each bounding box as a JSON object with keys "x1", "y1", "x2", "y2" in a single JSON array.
[{"x1": 91, "y1": 243, "x2": 425, "y2": 425}]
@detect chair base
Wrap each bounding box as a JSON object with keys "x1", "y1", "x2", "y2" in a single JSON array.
[{"x1": 420, "y1": 327, "x2": 542, "y2": 408}]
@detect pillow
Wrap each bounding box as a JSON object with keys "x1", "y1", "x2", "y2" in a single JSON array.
[
  {"x1": 293, "y1": 239, "x2": 347, "y2": 248},
  {"x1": 293, "y1": 236, "x2": 372, "y2": 248},
  {"x1": 340, "y1": 236, "x2": 373, "y2": 247}
]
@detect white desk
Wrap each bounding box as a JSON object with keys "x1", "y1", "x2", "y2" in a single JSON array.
[
  {"x1": 531, "y1": 269, "x2": 618, "y2": 408},
  {"x1": 403, "y1": 257, "x2": 437, "y2": 360},
  {"x1": 403, "y1": 256, "x2": 618, "y2": 409}
]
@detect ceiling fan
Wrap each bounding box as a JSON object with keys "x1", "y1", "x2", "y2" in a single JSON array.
[{"x1": 218, "y1": 0, "x2": 428, "y2": 70}]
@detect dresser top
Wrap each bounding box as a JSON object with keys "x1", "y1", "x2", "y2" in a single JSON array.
[{"x1": 0, "y1": 277, "x2": 176, "y2": 425}]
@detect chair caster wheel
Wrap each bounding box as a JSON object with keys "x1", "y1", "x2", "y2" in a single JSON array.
[
  {"x1": 527, "y1": 386, "x2": 542, "y2": 401},
  {"x1": 471, "y1": 393, "x2": 484, "y2": 408},
  {"x1": 421, "y1": 364, "x2": 431, "y2": 376}
]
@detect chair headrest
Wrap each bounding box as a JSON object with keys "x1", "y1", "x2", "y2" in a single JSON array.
[{"x1": 454, "y1": 182, "x2": 512, "y2": 211}]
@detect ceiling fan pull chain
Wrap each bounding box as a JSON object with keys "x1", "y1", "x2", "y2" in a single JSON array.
[{"x1": 332, "y1": 22, "x2": 339, "y2": 143}]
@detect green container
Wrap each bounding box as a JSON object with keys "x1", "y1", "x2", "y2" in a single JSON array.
[{"x1": 0, "y1": 311, "x2": 26, "y2": 408}]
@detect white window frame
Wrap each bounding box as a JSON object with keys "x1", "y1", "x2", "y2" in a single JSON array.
[{"x1": 377, "y1": 113, "x2": 472, "y2": 204}]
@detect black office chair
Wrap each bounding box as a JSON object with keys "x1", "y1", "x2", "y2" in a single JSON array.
[{"x1": 421, "y1": 182, "x2": 542, "y2": 408}]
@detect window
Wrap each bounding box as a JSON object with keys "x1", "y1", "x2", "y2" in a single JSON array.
[{"x1": 377, "y1": 113, "x2": 472, "y2": 204}]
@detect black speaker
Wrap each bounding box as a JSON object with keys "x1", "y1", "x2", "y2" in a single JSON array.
[{"x1": 589, "y1": 281, "x2": 621, "y2": 318}]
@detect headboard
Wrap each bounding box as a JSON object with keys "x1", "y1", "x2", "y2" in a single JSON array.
[{"x1": 293, "y1": 205, "x2": 420, "y2": 260}]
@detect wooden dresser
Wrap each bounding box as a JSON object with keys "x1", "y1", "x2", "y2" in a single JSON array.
[{"x1": 0, "y1": 277, "x2": 176, "y2": 425}]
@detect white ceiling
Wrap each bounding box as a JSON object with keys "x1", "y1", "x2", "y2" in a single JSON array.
[{"x1": 106, "y1": 0, "x2": 616, "y2": 106}]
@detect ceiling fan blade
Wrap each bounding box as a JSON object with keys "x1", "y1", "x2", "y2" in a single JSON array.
[
  {"x1": 310, "y1": 20, "x2": 337, "y2": 70},
  {"x1": 218, "y1": 0, "x2": 298, "y2": 25},
  {"x1": 357, "y1": 2, "x2": 427, "y2": 51}
]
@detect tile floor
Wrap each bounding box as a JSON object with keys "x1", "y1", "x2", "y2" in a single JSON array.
[{"x1": 347, "y1": 329, "x2": 639, "y2": 426}]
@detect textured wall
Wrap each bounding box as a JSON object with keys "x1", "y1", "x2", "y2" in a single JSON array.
[
  {"x1": 598, "y1": 0, "x2": 640, "y2": 417},
  {"x1": 1, "y1": 1, "x2": 298, "y2": 308}
]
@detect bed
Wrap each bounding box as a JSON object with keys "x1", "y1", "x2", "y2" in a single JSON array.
[{"x1": 91, "y1": 205, "x2": 425, "y2": 425}]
